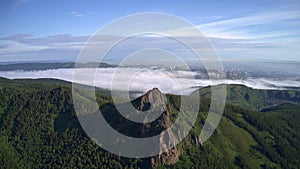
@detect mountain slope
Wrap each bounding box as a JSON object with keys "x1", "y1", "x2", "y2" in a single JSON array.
[
  {"x1": 0, "y1": 78, "x2": 299, "y2": 168},
  {"x1": 198, "y1": 84, "x2": 300, "y2": 110}
]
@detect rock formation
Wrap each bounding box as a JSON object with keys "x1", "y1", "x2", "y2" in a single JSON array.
[{"x1": 132, "y1": 88, "x2": 204, "y2": 167}]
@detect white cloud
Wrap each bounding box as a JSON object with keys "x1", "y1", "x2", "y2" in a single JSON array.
[
  {"x1": 69, "y1": 11, "x2": 83, "y2": 17},
  {"x1": 199, "y1": 11, "x2": 300, "y2": 29},
  {"x1": 164, "y1": 10, "x2": 300, "y2": 41},
  {"x1": 0, "y1": 68, "x2": 299, "y2": 95},
  {"x1": 197, "y1": 11, "x2": 300, "y2": 40},
  {"x1": 0, "y1": 40, "x2": 50, "y2": 54},
  {"x1": 69, "y1": 11, "x2": 95, "y2": 17}
]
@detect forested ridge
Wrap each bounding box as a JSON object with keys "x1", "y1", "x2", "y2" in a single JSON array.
[
  {"x1": 0, "y1": 62, "x2": 115, "y2": 71},
  {"x1": 0, "y1": 77, "x2": 299, "y2": 169}
]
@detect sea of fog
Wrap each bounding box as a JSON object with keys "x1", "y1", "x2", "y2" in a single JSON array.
[{"x1": 1, "y1": 67, "x2": 300, "y2": 95}]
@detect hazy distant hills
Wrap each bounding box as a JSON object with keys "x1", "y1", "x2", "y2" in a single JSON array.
[
  {"x1": 0, "y1": 62, "x2": 116, "y2": 71},
  {"x1": 198, "y1": 84, "x2": 300, "y2": 111},
  {"x1": 0, "y1": 78, "x2": 299, "y2": 168}
]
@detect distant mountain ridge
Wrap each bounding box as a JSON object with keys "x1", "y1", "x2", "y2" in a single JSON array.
[{"x1": 0, "y1": 62, "x2": 116, "y2": 71}]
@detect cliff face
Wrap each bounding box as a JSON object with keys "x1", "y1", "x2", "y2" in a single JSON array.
[
  {"x1": 133, "y1": 88, "x2": 180, "y2": 166},
  {"x1": 132, "y1": 88, "x2": 204, "y2": 166},
  {"x1": 135, "y1": 88, "x2": 166, "y2": 112},
  {"x1": 133, "y1": 88, "x2": 172, "y2": 130}
]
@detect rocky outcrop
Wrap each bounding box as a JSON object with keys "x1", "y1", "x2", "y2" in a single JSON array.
[
  {"x1": 134, "y1": 88, "x2": 181, "y2": 166},
  {"x1": 158, "y1": 130, "x2": 180, "y2": 165},
  {"x1": 133, "y1": 88, "x2": 204, "y2": 167},
  {"x1": 150, "y1": 130, "x2": 180, "y2": 166},
  {"x1": 136, "y1": 88, "x2": 166, "y2": 112},
  {"x1": 133, "y1": 88, "x2": 171, "y2": 137},
  {"x1": 191, "y1": 134, "x2": 203, "y2": 147}
]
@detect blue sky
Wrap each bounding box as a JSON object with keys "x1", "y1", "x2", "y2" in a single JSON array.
[{"x1": 0, "y1": 0, "x2": 300, "y2": 62}]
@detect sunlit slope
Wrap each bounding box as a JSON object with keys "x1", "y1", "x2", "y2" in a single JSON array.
[
  {"x1": 0, "y1": 78, "x2": 299, "y2": 169},
  {"x1": 198, "y1": 84, "x2": 300, "y2": 110}
]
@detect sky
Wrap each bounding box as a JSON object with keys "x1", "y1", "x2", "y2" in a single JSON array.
[{"x1": 0, "y1": 0, "x2": 300, "y2": 62}]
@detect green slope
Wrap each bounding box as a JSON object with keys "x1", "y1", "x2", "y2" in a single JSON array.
[
  {"x1": 0, "y1": 78, "x2": 299, "y2": 169},
  {"x1": 198, "y1": 84, "x2": 300, "y2": 110}
]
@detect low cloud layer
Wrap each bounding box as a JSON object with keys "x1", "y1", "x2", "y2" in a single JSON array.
[{"x1": 0, "y1": 68, "x2": 300, "y2": 95}]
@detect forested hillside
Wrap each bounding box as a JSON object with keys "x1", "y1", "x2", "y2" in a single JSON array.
[
  {"x1": 198, "y1": 84, "x2": 300, "y2": 110},
  {"x1": 0, "y1": 77, "x2": 299, "y2": 169}
]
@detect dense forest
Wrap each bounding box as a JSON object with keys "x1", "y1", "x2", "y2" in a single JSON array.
[{"x1": 0, "y1": 77, "x2": 299, "y2": 168}]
